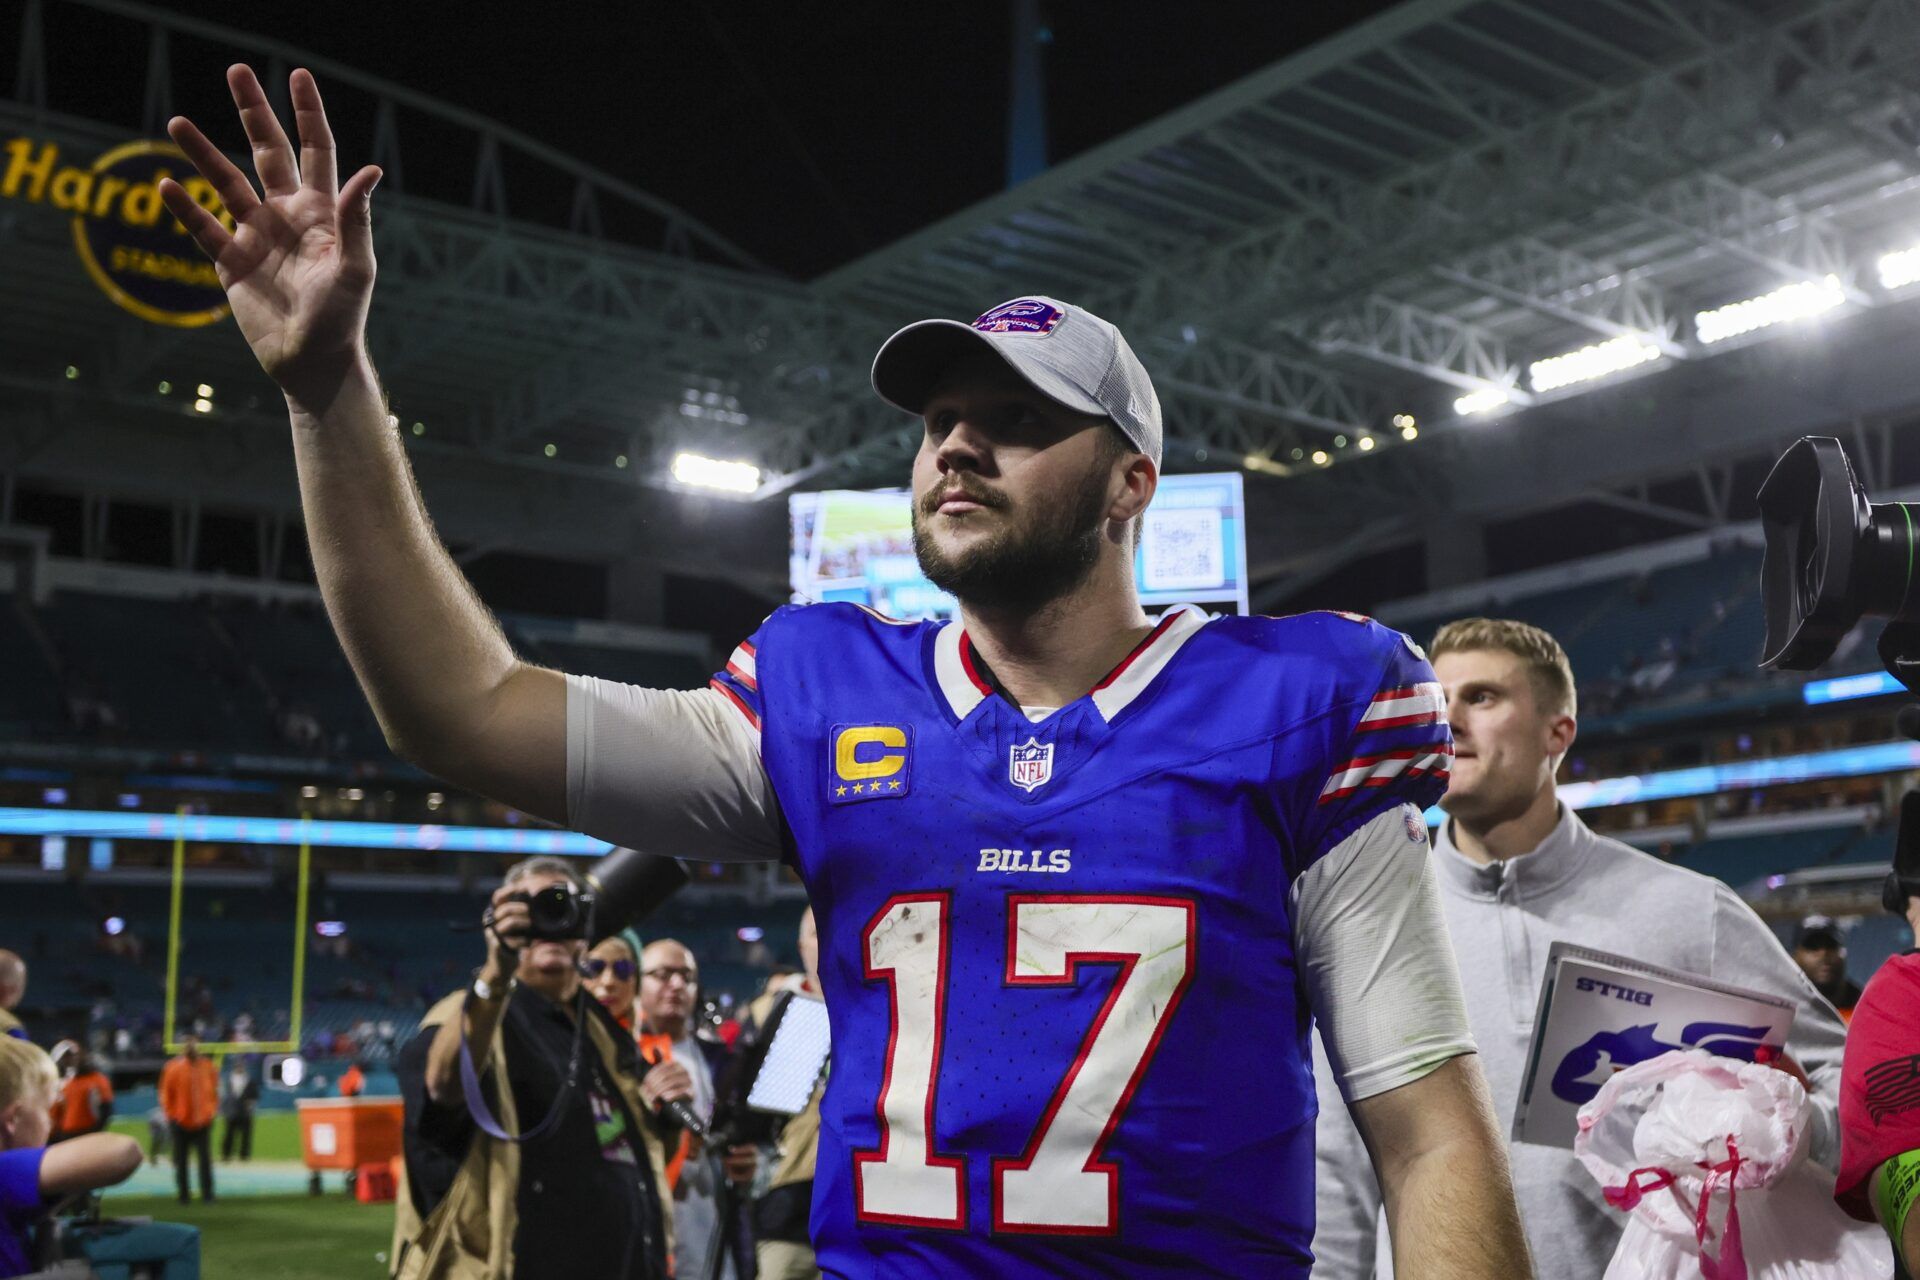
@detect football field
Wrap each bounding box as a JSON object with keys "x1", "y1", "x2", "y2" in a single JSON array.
[
  {"x1": 97, "y1": 1112, "x2": 391, "y2": 1278},
  {"x1": 95, "y1": 1193, "x2": 392, "y2": 1280}
]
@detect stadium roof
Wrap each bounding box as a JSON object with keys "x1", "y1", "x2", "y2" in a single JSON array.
[{"x1": 9, "y1": 0, "x2": 1920, "y2": 602}]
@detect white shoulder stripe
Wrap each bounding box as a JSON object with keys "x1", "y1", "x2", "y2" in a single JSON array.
[
  {"x1": 932, "y1": 622, "x2": 988, "y2": 720},
  {"x1": 1089, "y1": 605, "x2": 1210, "y2": 723},
  {"x1": 1319, "y1": 746, "x2": 1452, "y2": 804},
  {"x1": 1356, "y1": 682, "x2": 1444, "y2": 731},
  {"x1": 725, "y1": 643, "x2": 758, "y2": 689}
]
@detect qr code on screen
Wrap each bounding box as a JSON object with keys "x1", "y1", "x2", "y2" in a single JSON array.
[{"x1": 1142, "y1": 508, "x2": 1224, "y2": 591}]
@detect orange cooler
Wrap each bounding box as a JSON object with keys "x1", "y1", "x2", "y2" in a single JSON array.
[{"x1": 297, "y1": 1095, "x2": 405, "y2": 1171}]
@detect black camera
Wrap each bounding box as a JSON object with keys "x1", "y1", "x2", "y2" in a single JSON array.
[
  {"x1": 507, "y1": 849, "x2": 694, "y2": 942},
  {"x1": 1757, "y1": 435, "x2": 1920, "y2": 670},
  {"x1": 1762, "y1": 437, "x2": 1920, "y2": 918},
  {"x1": 512, "y1": 882, "x2": 593, "y2": 941}
]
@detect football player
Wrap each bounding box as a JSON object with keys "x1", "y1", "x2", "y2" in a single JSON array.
[{"x1": 160, "y1": 66, "x2": 1530, "y2": 1277}]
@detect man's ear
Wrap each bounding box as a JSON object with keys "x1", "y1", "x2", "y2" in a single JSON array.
[
  {"x1": 1109, "y1": 453, "x2": 1157, "y2": 525},
  {"x1": 1545, "y1": 711, "x2": 1577, "y2": 763}
]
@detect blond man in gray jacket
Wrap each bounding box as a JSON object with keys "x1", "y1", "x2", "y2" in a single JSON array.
[{"x1": 1312, "y1": 618, "x2": 1848, "y2": 1279}]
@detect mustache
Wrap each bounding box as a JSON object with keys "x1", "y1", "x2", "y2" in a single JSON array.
[{"x1": 919, "y1": 476, "x2": 1010, "y2": 516}]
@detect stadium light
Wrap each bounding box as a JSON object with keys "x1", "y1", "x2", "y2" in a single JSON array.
[
  {"x1": 1357, "y1": 435, "x2": 1375, "y2": 451},
  {"x1": 1881, "y1": 247, "x2": 1920, "y2": 290},
  {"x1": 156, "y1": 380, "x2": 171, "y2": 394},
  {"x1": 672, "y1": 451, "x2": 761, "y2": 494},
  {"x1": 615, "y1": 455, "x2": 629, "y2": 469},
  {"x1": 196, "y1": 383, "x2": 213, "y2": 397},
  {"x1": 1454, "y1": 387, "x2": 1511, "y2": 416},
  {"x1": 1693, "y1": 275, "x2": 1845, "y2": 345},
  {"x1": 63, "y1": 366, "x2": 78, "y2": 380},
  {"x1": 192, "y1": 398, "x2": 213, "y2": 413},
  {"x1": 1529, "y1": 336, "x2": 1661, "y2": 392},
  {"x1": 1310, "y1": 450, "x2": 1330, "y2": 466}
]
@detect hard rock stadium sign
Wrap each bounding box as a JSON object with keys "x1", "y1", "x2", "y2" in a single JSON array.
[{"x1": 3, "y1": 136, "x2": 236, "y2": 328}]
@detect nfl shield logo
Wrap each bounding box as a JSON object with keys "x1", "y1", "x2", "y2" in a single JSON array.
[{"x1": 1009, "y1": 737, "x2": 1055, "y2": 793}]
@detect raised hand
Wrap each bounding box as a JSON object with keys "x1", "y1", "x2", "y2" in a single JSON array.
[{"x1": 158, "y1": 66, "x2": 382, "y2": 408}]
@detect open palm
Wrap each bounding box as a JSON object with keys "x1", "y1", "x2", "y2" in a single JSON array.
[{"x1": 159, "y1": 66, "x2": 381, "y2": 403}]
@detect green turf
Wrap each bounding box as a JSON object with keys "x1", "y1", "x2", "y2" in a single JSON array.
[
  {"x1": 110, "y1": 1110, "x2": 304, "y2": 1162},
  {"x1": 96, "y1": 1193, "x2": 392, "y2": 1280}
]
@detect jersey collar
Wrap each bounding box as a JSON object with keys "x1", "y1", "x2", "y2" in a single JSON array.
[{"x1": 931, "y1": 605, "x2": 1211, "y2": 724}]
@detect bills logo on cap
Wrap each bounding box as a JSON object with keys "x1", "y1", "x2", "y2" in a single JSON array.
[{"x1": 973, "y1": 298, "x2": 1064, "y2": 336}]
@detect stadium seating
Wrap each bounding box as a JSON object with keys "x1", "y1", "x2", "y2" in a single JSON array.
[
  {"x1": 1381, "y1": 544, "x2": 1867, "y2": 734},
  {"x1": 1667, "y1": 825, "x2": 1887, "y2": 890},
  {"x1": 0, "y1": 588, "x2": 715, "y2": 763},
  {"x1": 0, "y1": 601, "x2": 64, "y2": 738}
]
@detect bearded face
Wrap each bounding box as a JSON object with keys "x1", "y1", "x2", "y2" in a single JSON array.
[
  {"x1": 911, "y1": 458, "x2": 1114, "y2": 612},
  {"x1": 908, "y1": 352, "x2": 1136, "y2": 614}
]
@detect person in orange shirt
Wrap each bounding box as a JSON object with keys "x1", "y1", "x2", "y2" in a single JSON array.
[
  {"x1": 158, "y1": 1035, "x2": 217, "y2": 1204},
  {"x1": 51, "y1": 1048, "x2": 113, "y2": 1141},
  {"x1": 338, "y1": 1062, "x2": 364, "y2": 1098}
]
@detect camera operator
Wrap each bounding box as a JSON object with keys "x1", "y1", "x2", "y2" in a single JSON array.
[
  {"x1": 635, "y1": 940, "x2": 756, "y2": 1280},
  {"x1": 391, "y1": 856, "x2": 672, "y2": 1280},
  {"x1": 1835, "y1": 870, "x2": 1920, "y2": 1273},
  {"x1": 1312, "y1": 618, "x2": 1849, "y2": 1279}
]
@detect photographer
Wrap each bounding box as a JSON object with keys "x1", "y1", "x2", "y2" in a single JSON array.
[
  {"x1": 392, "y1": 856, "x2": 672, "y2": 1280},
  {"x1": 1836, "y1": 877, "x2": 1920, "y2": 1274}
]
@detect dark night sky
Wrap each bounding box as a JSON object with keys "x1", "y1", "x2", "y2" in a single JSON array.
[{"x1": 53, "y1": 0, "x2": 1401, "y2": 277}]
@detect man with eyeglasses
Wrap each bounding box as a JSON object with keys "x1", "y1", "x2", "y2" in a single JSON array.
[{"x1": 637, "y1": 940, "x2": 757, "y2": 1280}]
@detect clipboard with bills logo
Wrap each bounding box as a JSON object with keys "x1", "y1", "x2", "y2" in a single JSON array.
[{"x1": 1512, "y1": 941, "x2": 1796, "y2": 1149}]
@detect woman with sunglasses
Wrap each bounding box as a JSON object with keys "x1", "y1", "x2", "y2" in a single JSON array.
[
  {"x1": 584, "y1": 938, "x2": 642, "y2": 1034},
  {"x1": 590, "y1": 937, "x2": 702, "y2": 1193}
]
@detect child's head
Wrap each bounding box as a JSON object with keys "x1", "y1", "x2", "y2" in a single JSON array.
[{"x1": 0, "y1": 1037, "x2": 56, "y2": 1150}]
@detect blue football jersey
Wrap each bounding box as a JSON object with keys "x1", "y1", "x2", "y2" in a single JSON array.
[{"x1": 709, "y1": 603, "x2": 1451, "y2": 1277}]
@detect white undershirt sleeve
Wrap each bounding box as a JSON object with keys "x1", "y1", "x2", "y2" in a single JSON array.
[
  {"x1": 1292, "y1": 804, "x2": 1477, "y2": 1103},
  {"x1": 565, "y1": 674, "x2": 785, "y2": 863}
]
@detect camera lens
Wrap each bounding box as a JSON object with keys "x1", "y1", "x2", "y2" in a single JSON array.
[
  {"x1": 1758, "y1": 436, "x2": 1920, "y2": 669},
  {"x1": 524, "y1": 884, "x2": 585, "y2": 941}
]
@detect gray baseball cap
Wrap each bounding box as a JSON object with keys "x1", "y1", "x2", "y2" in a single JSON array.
[{"x1": 870, "y1": 296, "x2": 1163, "y2": 465}]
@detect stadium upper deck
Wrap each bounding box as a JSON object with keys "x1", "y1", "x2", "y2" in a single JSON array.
[{"x1": 10, "y1": 0, "x2": 1920, "y2": 610}]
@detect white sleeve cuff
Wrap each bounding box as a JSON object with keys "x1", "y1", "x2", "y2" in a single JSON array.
[
  {"x1": 565, "y1": 674, "x2": 784, "y2": 862},
  {"x1": 1293, "y1": 805, "x2": 1477, "y2": 1103}
]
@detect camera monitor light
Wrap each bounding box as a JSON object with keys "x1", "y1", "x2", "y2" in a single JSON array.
[{"x1": 746, "y1": 995, "x2": 832, "y2": 1117}]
